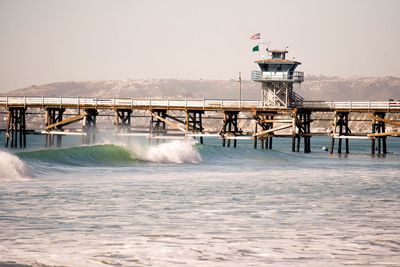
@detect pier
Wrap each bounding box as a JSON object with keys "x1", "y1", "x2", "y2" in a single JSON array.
[
  {"x1": 1, "y1": 96, "x2": 399, "y2": 154},
  {"x1": 1, "y1": 48, "x2": 399, "y2": 154}
]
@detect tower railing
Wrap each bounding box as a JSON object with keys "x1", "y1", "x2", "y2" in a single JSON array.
[
  {"x1": 251, "y1": 70, "x2": 262, "y2": 81},
  {"x1": 251, "y1": 70, "x2": 304, "y2": 83},
  {"x1": 292, "y1": 71, "x2": 304, "y2": 82}
]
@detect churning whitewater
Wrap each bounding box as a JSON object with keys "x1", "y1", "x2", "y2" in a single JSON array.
[
  {"x1": 0, "y1": 151, "x2": 31, "y2": 181},
  {"x1": 0, "y1": 136, "x2": 400, "y2": 267}
]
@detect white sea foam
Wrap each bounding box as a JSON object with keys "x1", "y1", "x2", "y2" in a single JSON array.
[
  {"x1": 0, "y1": 150, "x2": 30, "y2": 181},
  {"x1": 129, "y1": 139, "x2": 202, "y2": 163}
]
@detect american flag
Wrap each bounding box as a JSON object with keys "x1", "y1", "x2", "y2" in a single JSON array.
[{"x1": 250, "y1": 33, "x2": 261, "y2": 40}]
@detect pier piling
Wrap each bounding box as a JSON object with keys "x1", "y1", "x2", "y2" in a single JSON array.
[
  {"x1": 150, "y1": 110, "x2": 167, "y2": 143},
  {"x1": 331, "y1": 112, "x2": 351, "y2": 154},
  {"x1": 45, "y1": 108, "x2": 65, "y2": 147},
  {"x1": 292, "y1": 111, "x2": 312, "y2": 153},
  {"x1": 253, "y1": 112, "x2": 275, "y2": 150},
  {"x1": 116, "y1": 109, "x2": 132, "y2": 133},
  {"x1": 221, "y1": 111, "x2": 241, "y2": 148},
  {"x1": 5, "y1": 108, "x2": 27, "y2": 148},
  {"x1": 186, "y1": 110, "x2": 204, "y2": 144},
  {"x1": 82, "y1": 109, "x2": 98, "y2": 145},
  {"x1": 371, "y1": 112, "x2": 387, "y2": 155}
]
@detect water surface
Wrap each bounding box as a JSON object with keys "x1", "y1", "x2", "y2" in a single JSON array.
[{"x1": 0, "y1": 136, "x2": 399, "y2": 266}]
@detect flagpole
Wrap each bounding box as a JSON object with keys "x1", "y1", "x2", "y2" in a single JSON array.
[{"x1": 238, "y1": 72, "x2": 242, "y2": 105}]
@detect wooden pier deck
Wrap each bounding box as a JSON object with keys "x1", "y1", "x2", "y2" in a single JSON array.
[{"x1": 1, "y1": 96, "x2": 400, "y2": 112}]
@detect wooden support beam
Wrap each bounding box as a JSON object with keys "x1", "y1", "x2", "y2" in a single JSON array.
[
  {"x1": 46, "y1": 113, "x2": 86, "y2": 130},
  {"x1": 258, "y1": 119, "x2": 293, "y2": 123},
  {"x1": 165, "y1": 113, "x2": 186, "y2": 126},
  {"x1": 40, "y1": 130, "x2": 87, "y2": 136},
  {"x1": 151, "y1": 112, "x2": 187, "y2": 133},
  {"x1": 369, "y1": 115, "x2": 400, "y2": 127},
  {"x1": 332, "y1": 134, "x2": 371, "y2": 140},
  {"x1": 367, "y1": 132, "x2": 400, "y2": 137},
  {"x1": 253, "y1": 124, "x2": 292, "y2": 137}
]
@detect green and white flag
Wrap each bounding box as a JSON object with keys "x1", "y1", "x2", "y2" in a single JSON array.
[{"x1": 252, "y1": 45, "x2": 259, "y2": 52}]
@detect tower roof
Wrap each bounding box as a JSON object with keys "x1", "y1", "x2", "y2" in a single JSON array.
[
  {"x1": 255, "y1": 59, "x2": 301, "y2": 65},
  {"x1": 268, "y1": 49, "x2": 288, "y2": 53}
]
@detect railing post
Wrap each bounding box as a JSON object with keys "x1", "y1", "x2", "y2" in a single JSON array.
[{"x1": 42, "y1": 96, "x2": 44, "y2": 108}]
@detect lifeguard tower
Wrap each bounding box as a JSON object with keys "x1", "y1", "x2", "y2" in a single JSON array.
[{"x1": 251, "y1": 48, "x2": 304, "y2": 107}]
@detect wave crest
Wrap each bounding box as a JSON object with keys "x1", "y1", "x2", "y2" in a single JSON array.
[
  {"x1": 17, "y1": 141, "x2": 201, "y2": 166},
  {"x1": 17, "y1": 144, "x2": 134, "y2": 166}
]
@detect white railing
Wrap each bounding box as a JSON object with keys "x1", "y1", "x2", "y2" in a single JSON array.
[
  {"x1": 0, "y1": 96, "x2": 399, "y2": 110},
  {"x1": 251, "y1": 70, "x2": 262, "y2": 81},
  {"x1": 0, "y1": 96, "x2": 263, "y2": 109},
  {"x1": 295, "y1": 101, "x2": 400, "y2": 110},
  {"x1": 251, "y1": 71, "x2": 304, "y2": 83}
]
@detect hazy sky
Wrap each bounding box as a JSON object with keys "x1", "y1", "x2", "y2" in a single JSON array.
[{"x1": 0, "y1": 0, "x2": 399, "y2": 91}]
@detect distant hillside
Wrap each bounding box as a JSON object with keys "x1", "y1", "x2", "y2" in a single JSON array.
[
  {"x1": 297, "y1": 75, "x2": 400, "y2": 101},
  {"x1": 4, "y1": 76, "x2": 400, "y2": 101}
]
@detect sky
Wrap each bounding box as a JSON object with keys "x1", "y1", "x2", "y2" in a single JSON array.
[{"x1": 0, "y1": 0, "x2": 399, "y2": 91}]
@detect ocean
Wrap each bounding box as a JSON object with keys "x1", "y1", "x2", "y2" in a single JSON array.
[{"x1": 0, "y1": 134, "x2": 399, "y2": 267}]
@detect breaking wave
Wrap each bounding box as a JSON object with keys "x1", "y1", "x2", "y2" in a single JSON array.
[
  {"x1": 127, "y1": 139, "x2": 202, "y2": 163},
  {"x1": 0, "y1": 150, "x2": 31, "y2": 181},
  {"x1": 16, "y1": 140, "x2": 201, "y2": 166}
]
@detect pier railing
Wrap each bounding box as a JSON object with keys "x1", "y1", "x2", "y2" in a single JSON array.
[
  {"x1": 293, "y1": 100, "x2": 400, "y2": 110},
  {"x1": 0, "y1": 96, "x2": 262, "y2": 110},
  {"x1": 0, "y1": 96, "x2": 399, "y2": 111}
]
